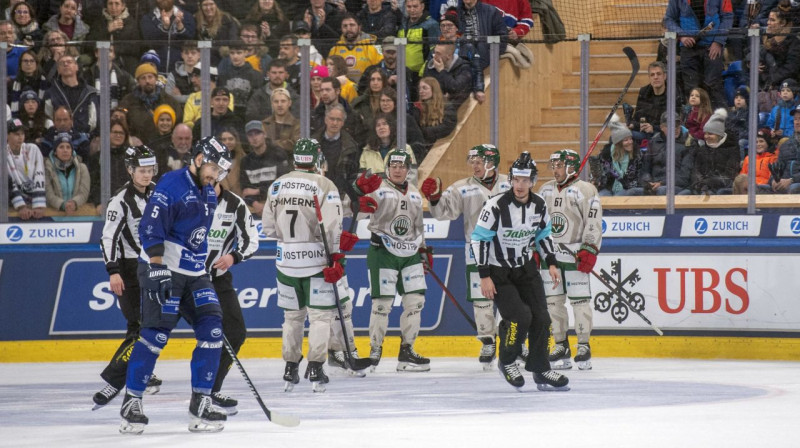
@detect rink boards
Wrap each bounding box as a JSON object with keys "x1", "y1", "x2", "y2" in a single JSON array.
[{"x1": 2, "y1": 212, "x2": 800, "y2": 361}]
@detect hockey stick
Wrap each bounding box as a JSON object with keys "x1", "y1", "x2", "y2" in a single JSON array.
[
  {"x1": 557, "y1": 244, "x2": 663, "y2": 336},
  {"x1": 221, "y1": 334, "x2": 300, "y2": 427},
  {"x1": 312, "y1": 193, "x2": 361, "y2": 371},
  {"x1": 577, "y1": 46, "x2": 640, "y2": 176},
  {"x1": 423, "y1": 263, "x2": 478, "y2": 331}
]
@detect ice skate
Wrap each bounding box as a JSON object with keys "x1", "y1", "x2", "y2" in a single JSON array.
[
  {"x1": 305, "y1": 361, "x2": 328, "y2": 393},
  {"x1": 498, "y1": 361, "x2": 525, "y2": 390},
  {"x1": 533, "y1": 370, "x2": 570, "y2": 391},
  {"x1": 477, "y1": 336, "x2": 496, "y2": 371},
  {"x1": 92, "y1": 383, "x2": 120, "y2": 410},
  {"x1": 368, "y1": 345, "x2": 382, "y2": 373},
  {"x1": 144, "y1": 374, "x2": 162, "y2": 395},
  {"x1": 283, "y1": 359, "x2": 301, "y2": 392},
  {"x1": 396, "y1": 344, "x2": 430, "y2": 372},
  {"x1": 188, "y1": 392, "x2": 226, "y2": 432},
  {"x1": 211, "y1": 391, "x2": 238, "y2": 416},
  {"x1": 574, "y1": 343, "x2": 592, "y2": 370},
  {"x1": 327, "y1": 350, "x2": 369, "y2": 377},
  {"x1": 119, "y1": 393, "x2": 148, "y2": 435},
  {"x1": 549, "y1": 340, "x2": 573, "y2": 370}
]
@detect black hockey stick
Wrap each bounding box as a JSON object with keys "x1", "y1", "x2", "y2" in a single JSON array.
[
  {"x1": 577, "y1": 46, "x2": 640, "y2": 175},
  {"x1": 312, "y1": 194, "x2": 362, "y2": 371},
  {"x1": 221, "y1": 334, "x2": 300, "y2": 427},
  {"x1": 557, "y1": 244, "x2": 663, "y2": 335},
  {"x1": 424, "y1": 263, "x2": 478, "y2": 331}
]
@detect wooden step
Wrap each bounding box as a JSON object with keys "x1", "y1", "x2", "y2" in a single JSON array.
[
  {"x1": 539, "y1": 106, "x2": 620, "y2": 124},
  {"x1": 586, "y1": 39, "x2": 661, "y2": 54},
  {"x1": 561, "y1": 71, "x2": 651, "y2": 89},
  {"x1": 572, "y1": 53, "x2": 659, "y2": 71},
  {"x1": 530, "y1": 123, "x2": 612, "y2": 141},
  {"x1": 551, "y1": 89, "x2": 640, "y2": 107}
]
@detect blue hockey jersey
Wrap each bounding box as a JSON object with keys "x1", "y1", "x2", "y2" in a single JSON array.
[{"x1": 139, "y1": 167, "x2": 217, "y2": 276}]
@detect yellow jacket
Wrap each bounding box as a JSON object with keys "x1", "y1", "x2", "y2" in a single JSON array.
[{"x1": 328, "y1": 33, "x2": 383, "y2": 83}]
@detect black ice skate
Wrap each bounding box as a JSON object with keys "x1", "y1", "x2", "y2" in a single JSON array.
[
  {"x1": 145, "y1": 374, "x2": 162, "y2": 395},
  {"x1": 369, "y1": 345, "x2": 382, "y2": 373},
  {"x1": 498, "y1": 361, "x2": 525, "y2": 390},
  {"x1": 549, "y1": 340, "x2": 573, "y2": 370},
  {"x1": 188, "y1": 392, "x2": 226, "y2": 432},
  {"x1": 283, "y1": 359, "x2": 301, "y2": 392},
  {"x1": 396, "y1": 344, "x2": 430, "y2": 372},
  {"x1": 574, "y1": 343, "x2": 592, "y2": 370},
  {"x1": 92, "y1": 383, "x2": 120, "y2": 410},
  {"x1": 119, "y1": 393, "x2": 148, "y2": 435},
  {"x1": 477, "y1": 336, "x2": 496, "y2": 371},
  {"x1": 305, "y1": 361, "x2": 329, "y2": 393},
  {"x1": 211, "y1": 391, "x2": 238, "y2": 416},
  {"x1": 327, "y1": 349, "x2": 370, "y2": 377},
  {"x1": 533, "y1": 370, "x2": 570, "y2": 391}
]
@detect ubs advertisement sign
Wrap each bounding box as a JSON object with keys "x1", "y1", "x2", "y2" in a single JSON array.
[{"x1": 49, "y1": 255, "x2": 453, "y2": 335}]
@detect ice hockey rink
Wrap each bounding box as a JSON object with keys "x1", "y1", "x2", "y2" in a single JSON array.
[{"x1": 0, "y1": 357, "x2": 797, "y2": 447}]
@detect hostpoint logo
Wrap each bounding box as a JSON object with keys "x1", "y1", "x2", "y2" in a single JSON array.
[
  {"x1": 601, "y1": 219, "x2": 607, "y2": 234},
  {"x1": 791, "y1": 218, "x2": 800, "y2": 235},
  {"x1": 694, "y1": 218, "x2": 708, "y2": 235},
  {"x1": 6, "y1": 226, "x2": 23, "y2": 242}
]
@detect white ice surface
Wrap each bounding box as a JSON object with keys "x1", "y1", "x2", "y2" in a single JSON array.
[{"x1": 0, "y1": 357, "x2": 798, "y2": 447}]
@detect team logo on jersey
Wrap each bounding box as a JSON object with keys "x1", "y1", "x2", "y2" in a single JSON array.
[
  {"x1": 189, "y1": 227, "x2": 207, "y2": 249},
  {"x1": 551, "y1": 212, "x2": 568, "y2": 237},
  {"x1": 391, "y1": 215, "x2": 411, "y2": 236}
]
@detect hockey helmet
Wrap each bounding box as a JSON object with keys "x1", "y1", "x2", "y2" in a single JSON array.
[
  {"x1": 384, "y1": 148, "x2": 412, "y2": 170},
  {"x1": 124, "y1": 145, "x2": 158, "y2": 176},
  {"x1": 467, "y1": 144, "x2": 500, "y2": 179},
  {"x1": 509, "y1": 151, "x2": 538, "y2": 184},
  {"x1": 550, "y1": 149, "x2": 581, "y2": 183},
  {"x1": 293, "y1": 138, "x2": 323, "y2": 171},
  {"x1": 192, "y1": 136, "x2": 233, "y2": 181}
]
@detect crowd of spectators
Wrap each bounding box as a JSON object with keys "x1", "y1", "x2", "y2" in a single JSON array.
[{"x1": 4, "y1": 0, "x2": 537, "y2": 220}]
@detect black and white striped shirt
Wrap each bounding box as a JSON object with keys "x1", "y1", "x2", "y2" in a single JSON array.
[
  {"x1": 100, "y1": 182, "x2": 153, "y2": 275},
  {"x1": 205, "y1": 188, "x2": 260, "y2": 278},
  {"x1": 470, "y1": 190, "x2": 557, "y2": 278}
]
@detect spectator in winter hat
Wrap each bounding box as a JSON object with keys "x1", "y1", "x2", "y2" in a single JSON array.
[
  {"x1": 766, "y1": 78, "x2": 799, "y2": 139},
  {"x1": 310, "y1": 64, "x2": 329, "y2": 108},
  {"x1": 685, "y1": 108, "x2": 740, "y2": 195},
  {"x1": 7, "y1": 117, "x2": 47, "y2": 220},
  {"x1": 727, "y1": 85, "x2": 750, "y2": 158},
  {"x1": 595, "y1": 114, "x2": 643, "y2": 196},
  {"x1": 732, "y1": 127, "x2": 779, "y2": 194},
  {"x1": 44, "y1": 131, "x2": 91, "y2": 215},
  {"x1": 119, "y1": 62, "x2": 183, "y2": 145}
]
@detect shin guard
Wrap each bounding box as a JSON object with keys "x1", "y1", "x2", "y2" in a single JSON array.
[
  {"x1": 126, "y1": 328, "x2": 170, "y2": 395},
  {"x1": 399, "y1": 293, "x2": 425, "y2": 345},
  {"x1": 190, "y1": 315, "x2": 224, "y2": 395}
]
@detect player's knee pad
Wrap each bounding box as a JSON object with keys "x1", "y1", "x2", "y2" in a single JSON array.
[
  {"x1": 572, "y1": 299, "x2": 593, "y2": 342},
  {"x1": 284, "y1": 308, "x2": 307, "y2": 325},
  {"x1": 371, "y1": 298, "x2": 392, "y2": 316},
  {"x1": 194, "y1": 315, "x2": 223, "y2": 349},
  {"x1": 473, "y1": 301, "x2": 496, "y2": 337},
  {"x1": 139, "y1": 327, "x2": 171, "y2": 354},
  {"x1": 401, "y1": 293, "x2": 425, "y2": 313}
]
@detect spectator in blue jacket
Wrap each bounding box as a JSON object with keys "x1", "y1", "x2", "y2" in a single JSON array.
[{"x1": 140, "y1": 0, "x2": 197, "y2": 72}]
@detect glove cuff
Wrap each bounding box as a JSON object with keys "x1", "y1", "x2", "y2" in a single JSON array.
[{"x1": 579, "y1": 244, "x2": 598, "y2": 255}]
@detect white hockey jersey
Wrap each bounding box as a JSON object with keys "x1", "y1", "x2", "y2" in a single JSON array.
[
  {"x1": 262, "y1": 170, "x2": 343, "y2": 278},
  {"x1": 537, "y1": 177, "x2": 603, "y2": 264},
  {"x1": 429, "y1": 174, "x2": 510, "y2": 264},
  {"x1": 366, "y1": 179, "x2": 425, "y2": 257}
]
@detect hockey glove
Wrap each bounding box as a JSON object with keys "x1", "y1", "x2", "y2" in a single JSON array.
[
  {"x1": 340, "y1": 231, "x2": 359, "y2": 252},
  {"x1": 359, "y1": 196, "x2": 378, "y2": 213},
  {"x1": 420, "y1": 177, "x2": 442, "y2": 203},
  {"x1": 142, "y1": 263, "x2": 172, "y2": 305},
  {"x1": 355, "y1": 171, "x2": 382, "y2": 195},
  {"x1": 419, "y1": 246, "x2": 434, "y2": 268},
  {"x1": 323, "y1": 253, "x2": 345, "y2": 284},
  {"x1": 575, "y1": 245, "x2": 598, "y2": 274}
]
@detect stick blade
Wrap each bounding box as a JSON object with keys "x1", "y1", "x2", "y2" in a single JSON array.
[
  {"x1": 268, "y1": 411, "x2": 301, "y2": 427},
  {"x1": 622, "y1": 46, "x2": 639, "y2": 73}
]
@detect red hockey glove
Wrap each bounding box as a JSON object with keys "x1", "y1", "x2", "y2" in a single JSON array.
[
  {"x1": 420, "y1": 177, "x2": 442, "y2": 202},
  {"x1": 576, "y1": 244, "x2": 598, "y2": 273},
  {"x1": 533, "y1": 250, "x2": 541, "y2": 267},
  {"x1": 355, "y1": 171, "x2": 382, "y2": 195},
  {"x1": 419, "y1": 246, "x2": 434, "y2": 268},
  {"x1": 359, "y1": 196, "x2": 378, "y2": 213},
  {"x1": 323, "y1": 253, "x2": 346, "y2": 283},
  {"x1": 339, "y1": 231, "x2": 359, "y2": 252}
]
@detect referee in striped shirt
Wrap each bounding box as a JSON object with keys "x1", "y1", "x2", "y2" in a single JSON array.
[{"x1": 470, "y1": 152, "x2": 569, "y2": 391}]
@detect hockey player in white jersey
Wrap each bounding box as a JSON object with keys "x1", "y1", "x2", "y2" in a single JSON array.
[
  {"x1": 205, "y1": 181, "x2": 259, "y2": 414},
  {"x1": 538, "y1": 149, "x2": 603, "y2": 370},
  {"x1": 420, "y1": 144, "x2": 510, "y2": 370},
  {"x1": 94, "y1": 146, "x2": 162, "y2": 409},
  {"x1": 470, "y1": 152, "x2": 569, "y2": 391},
  {"x1": 362, "y1": 148, "x2": 432, "y2": 372},
  {"x1": 262, "y1": 138, "x2": 349, "y2": 393}
]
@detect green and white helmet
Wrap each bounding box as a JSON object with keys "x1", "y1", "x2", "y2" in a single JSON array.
[
  {"x1": 550, "y1": 149, "x2": 581, "y2": 184},
  {"x1": 384, "y1": 148, "x2": 412, "y2": 170},
  {"x1": 293, "y1": 138, "x2": 322, "y2": 171},
  {"x1": 467, "y1": 144, "x2": 500, "y2": 179}
]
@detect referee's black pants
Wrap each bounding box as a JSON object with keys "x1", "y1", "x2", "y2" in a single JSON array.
[
  {"x1": 489, "y1": 261, "x2": 551, "y2": 374},
  {"x1": 212, "y1": 271, "x2": 247, "y2": 393}
]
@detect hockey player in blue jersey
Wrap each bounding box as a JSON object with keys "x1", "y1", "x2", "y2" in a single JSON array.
[{"x1": 119, "y1": 136, "x2": 233, "y2": 435}]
